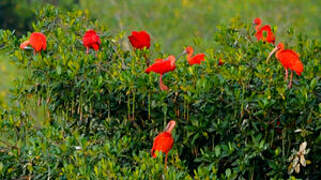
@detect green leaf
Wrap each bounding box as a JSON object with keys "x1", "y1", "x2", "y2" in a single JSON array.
[
  {"x1": 215, "y1": 145, "x2": 221, "y2": 157},
  {"x1": 56, "y1": 65, "x2": 62, "y2": 75}
]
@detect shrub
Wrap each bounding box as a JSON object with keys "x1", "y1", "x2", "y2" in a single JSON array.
[{"x1": 1, "y1": 5, "x2": 321, "y2": 179}]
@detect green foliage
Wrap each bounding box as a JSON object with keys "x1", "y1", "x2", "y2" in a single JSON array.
[
  {"x1": 1, "y1": 5, "x2": 321, "y2": 179},
  {"x1": 0, "y1": 30, "x2": 20, "y2": 108}
]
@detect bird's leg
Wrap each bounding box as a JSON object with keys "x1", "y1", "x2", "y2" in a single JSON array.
[
  {"x1": 288, "y1": 71, "x2": 293, "y2": 89},
  {"x1": 144, "y1": 53, "x2": 150, "y2": 67},
  {"x1": 285, "y1": 69, "x2": 288, "y2": 81},
  {"x1": 165, "y1": 153, "x2": 168, "y2": 169},
  {"x1": 86, "y1": 47, "x2": 89, "y2": 54},
  {"x1": 159, "y1": 74, "x2": 169, "y2": 91},
  {"x1": 33, "y1": 49, "x2": 36, "y2": 56}
]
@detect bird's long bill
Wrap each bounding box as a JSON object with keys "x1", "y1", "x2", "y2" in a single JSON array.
[
  {"x1": 266, "y1": 46, "x2": 278, "y2": 63},
  {"x1": 165, "y1": 120, "x2": 176, "y2": 133},
  {"x1": 176, "y1": 50, "x2": 187, "y2": 60}
]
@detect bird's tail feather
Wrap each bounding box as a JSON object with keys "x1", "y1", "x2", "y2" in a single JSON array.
[
  {"x1": 293, "y1": 60, "x2": 304, "y2": 76},
  {"x1": 151, "y1": 148, "x2": 156, "y2": 158},
  {"x1": 145, "y1": 67, "x2": 152, "y2": 74}
]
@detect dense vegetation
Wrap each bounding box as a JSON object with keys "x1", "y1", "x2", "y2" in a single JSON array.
[{"x1": 0, "y1": 4, "x2": 321, "y2": 179}]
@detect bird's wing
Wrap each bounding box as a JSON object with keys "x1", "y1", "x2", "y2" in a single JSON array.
[
  {"x1": 82, "y1": 35, "x2": 90, "y2": 46},
  {"x1": 92, "y1": 43, "x2": 99, "y2": 51},
  {"x1": 255, "y1": 31, "x2": 262, "y2": 40},
  {"x1": 30, "y1": 34, "x2": 46, "y2": 51},
  {"x1": 283, "y1": 49, "x2": 300, "y2": 57},
  {"x1": 277, "y1": 50, "x2": 303, "y2": 75},
  {"x1": 256, "y1": 25, "x2": 273, "y2": 40},
  {"x1": 152, "y1": 132, "x2": 174, "y2": 154},
  {"x1": 83, "y1": 32, "x2": 100, "y2": 46},
  {"x1": 292, "y1": 58, "x2": 304, "y2": 76},
  {"x1": 193, "y1": 54, "x2": 205, "y2": 61},
  {"x1": 155, "y1": 58, "x2": 164, "y2": 63},
  {"x1": 145, "y1": 60, "x2": 171, "y2": 74},
  {"x1": 266, "y1": 30, "x2": 275, "y2": 43},
  {"x1": 260, "y1": 25, "x2": 272, "y2": 32},
  {"x1": 94, "y1": 35, "x2": 101, "y2": 45},
  {"x1": 189, "y1": 54, "x2": 205, "y2": 65}
]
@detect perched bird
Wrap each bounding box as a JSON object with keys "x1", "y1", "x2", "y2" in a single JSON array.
[
  {"x1": 82, "y1": 30, "x2": 101, "y2": 54},
  {"x1": 185, "y1": 46, "x2": 205, "y2": 66},
  {"x1": 20, "y1": 32, "x2": 47, "y2": 55},
  {"x1": 128, "y1": 31, "x2": 151, "y2": 50},
  {"x1": 151, "y1": 120, "x2": 176, "y2": 169},
  {"x1": 253, "y1": 18, "x2": 275, "y2": 44},
  {"x1": 266, "y1": 42, "x2": 304, "y2": 88},
  {"x1": 218, "y1": 58, "x2": 224, "y2": 66},
  {"x1": 145, "y1": 55, "x2": 176, "y2": 91}
]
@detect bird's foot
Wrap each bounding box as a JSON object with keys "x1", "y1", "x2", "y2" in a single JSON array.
[
  {"x1": 284, "y1": 69, "x2": 288, "y2": 81},
  {"x1": 288, "y1": 82, "x2": 292, "y2": 89},
  {"x1": 159, "y1": 81, "x2": 169, "y2": 91},
  {"x1": 160, "y1": 84, "x2": 169, "y2": 91}
]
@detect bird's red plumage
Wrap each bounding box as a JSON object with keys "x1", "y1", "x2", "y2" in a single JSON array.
[
  {"x1": 29, "y1": 32, "x2": 47, "y2": 52},
  {"x1": 145, "y1": 56, "x2": 176, "y2": 75},
  {"x1": 188, "y1": 53, "x2": 205, "y2": 65},
  {"x1": 20, "y1": 32, "x2": 47, "y2": 53},
  {"x1": 255, "y1": 25, "x2": 275, "y2": 44},
  {"x1": 151, "y1": 132, "x2": 174, "y2": 158},
  {"x1": 128, "y1": 31, "x2": 151, "y2": 49},
  {"x1": 82, "y1": 30, "x2": 101, "y2": 51},
  {"x1": 218, "y1": 58, "x2": 224, "y2": 66},
  {"x1": 185, "y1": 46, "x2": 206, "y2": 66},
  {"x1": 258, "y1": 25, "x2": 272, "y2": 32},
  {"x1": 276, "y1": 49, "x2": 303, "y2": 76},
  {"x1": 254, "y1": 18, "x2": 275, "y2": 44}
]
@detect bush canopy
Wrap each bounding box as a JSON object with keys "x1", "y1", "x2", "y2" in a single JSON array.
[{"x1": 0, "y1": 5, "x2": 321, "y2": 179}]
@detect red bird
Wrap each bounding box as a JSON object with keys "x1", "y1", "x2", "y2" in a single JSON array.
[
  {"x1": 151, "y1": 120, "x2": 176, "y2": 168},
  {"x1": 185, "y1": 46, "x2": 205, "y2": 65},
  {"x1": 145, "y1": 55, "x2": 176, "y2": 91},
  {"x1": 82, "y1": 30, "x2": 101, "y2": 54},
  {"x1": 253, "y1": 18, "x2": 275, "y2": 44},
  {"x1": 218, "y1": 58, "x2": 224, "y2": 66},
  {"x1": 267, "y1": 42, "x2": 304, "y2": 88},
  {"x1": 128, "y1": 31, "x2": 151, "y2": 50},
  {"x1": 20, "y1": 32, "x2": 47, "y2": 55}
]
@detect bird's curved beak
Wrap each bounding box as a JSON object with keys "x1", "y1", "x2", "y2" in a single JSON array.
[
  {"x1": 266, "y1": 46, "x2": 279, "y2": 63},
  {"x1": 165, "y1": 120, "x2": 176, "y2": 133}
]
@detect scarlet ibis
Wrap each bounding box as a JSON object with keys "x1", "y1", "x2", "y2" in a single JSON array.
[
  {"x1": 145, "y1": 55, "x2": 176, "y2": 91},
  {"x1": 185, "y1": 46, "x2": 205, "y2": 66},
  {"x1": 128, "y1": 31, "x2": 151, "y2": 50},
  {"x1": 253, "y1": 18, "x2": 275, "y2": 44},
  {"x1": 218, "y1": 58, "x2": 224, "y2": 66},
  {"x1": 20, "y1": 32, "x2": 46, "y2": 55},
  {"x1": 267, "y1": 43, "x2": 304, "y2": 88},
  {"x1": 82, "y1": 30, "x2": 101, "y2": 54},
  {"x1": 151, "y1": 120, "x2": 176, "y2": 169}
]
